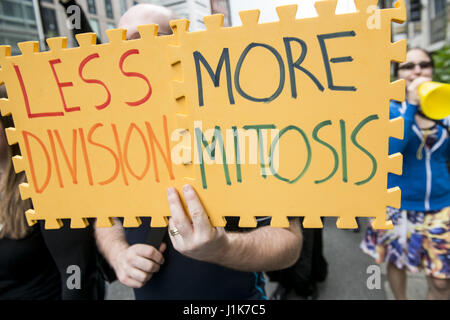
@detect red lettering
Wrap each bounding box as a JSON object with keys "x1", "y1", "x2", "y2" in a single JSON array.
[
  {"x1": 87, "y1": 123, "x2": 120, "y2": 186},
  {"x1": 119, "y1": 49, "x2": 152, "y2": 107},
  {"x1": 123, "y1": 123, "x2": 151, "y2": 181},
  {"x1": 49, "y1": 59, "x2": 80, "y2": 113},
  {"x1": 145, "y1": 115, "x2": 175, "y2": 182},
  {"x1": 14, "y1": 64, "x2": 64, "y2": 118},
  {"x1": 79, "y1": 53, "x2": 111, "y2": 110},
  {"x1": 22, "y1": 131, "x2": 52, "y2": 193}
]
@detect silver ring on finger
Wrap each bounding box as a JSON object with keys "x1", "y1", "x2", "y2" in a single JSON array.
[{"x1": 169, "y1": 228, "x2": 181, "y2": 237}]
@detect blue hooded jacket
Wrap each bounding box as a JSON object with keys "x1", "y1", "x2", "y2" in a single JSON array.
[{"x1": 388, "y1": 100, "x2": 450, "y2": 211}]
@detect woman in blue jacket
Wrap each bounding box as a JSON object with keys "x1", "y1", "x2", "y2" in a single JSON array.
[{"x1": 361, "y1": 48, "x2": 449, "y2": 300}]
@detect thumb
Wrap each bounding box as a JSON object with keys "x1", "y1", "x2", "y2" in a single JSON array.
[{"x1": 159, "y1": 242, "x2": 167, "y2": 253}]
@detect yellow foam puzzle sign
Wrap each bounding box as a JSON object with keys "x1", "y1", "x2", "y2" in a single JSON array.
[{"x1": 0, "y1": 0, "x2": 406, "y2": 229}]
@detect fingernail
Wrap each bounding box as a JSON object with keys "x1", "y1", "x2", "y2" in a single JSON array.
[
  {"x1": 182, "y1": 184, "x2": 191, "y2": 194},
  {"x1": 167, "y1": 187, "x2": 175, "y2": 195}
]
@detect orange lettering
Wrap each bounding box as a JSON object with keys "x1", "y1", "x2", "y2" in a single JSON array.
[
  {"x1": 47, "y1": 130, "x2": 64, "y2": 188},
  {"x1": 87, "y1": 123, "x2": 120, "y2": 186},
  {"x1": 79, "y1": 128, "x2": 94, "y2": 186},
  {"x1": 145, "y1": 115, "x2": 175, "y2": 182},
  {"x1": 111, "y1": 124, "x2": 129, "y2": 186},
  {"x1": 53, "y1": 129, "x2": 78, "y2": 184},
  {"x1": 22, "y1": 131, "x2": 52, "y2": 193},
  {"x1": 123, "y1": 123, "x2": 151, "y2": 181}
]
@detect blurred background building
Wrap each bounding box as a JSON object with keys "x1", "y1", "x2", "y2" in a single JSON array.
[
  {"x1": 391, "y1": 0, "x2": 449, "y2": 51},
  {"x1": 0, "y1": 0, "x2": 231, "y2": 54},
  {"x1": 0, "y1": 0, "x2": 153, "y2": 53},
  {"x1": 0, "y1": 0, "x2": 448, "y2": 54}
]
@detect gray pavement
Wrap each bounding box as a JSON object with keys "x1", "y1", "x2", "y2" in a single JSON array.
[
  {"x1": 105, "y1": 217, "x2": 428, "y2": 300},
  {"x1": 105, "y1": 281, "x2": 134, "y2": 300}
]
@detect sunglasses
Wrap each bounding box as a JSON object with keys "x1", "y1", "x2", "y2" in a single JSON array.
[{"x1": 398, "y1": 61, "x2": 433, "y2": 70}]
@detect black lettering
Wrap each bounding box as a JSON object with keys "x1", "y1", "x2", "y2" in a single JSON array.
[
  {"x1": 194, "y1": 48, "x2": 234, "y2": 107},
  {"x1": 317, "y1": 31, "x2": 357, "y2": 91}
]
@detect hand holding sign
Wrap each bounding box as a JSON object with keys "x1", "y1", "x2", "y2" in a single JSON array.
[
  {"x1": 167, "y1": 185, "x2": 228, "y2": 264},
  {"x1": 166, "y1": 184, "x2": 302, "y2": 272},
  {"x1": 0, "y1": 1, "x2": 408, "y2": 230}
]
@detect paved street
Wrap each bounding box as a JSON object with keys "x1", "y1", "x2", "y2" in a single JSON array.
[
  {"x1": 267, "y1": 217, "x2": 427, "y2": 300},
  {"x1": 105, "y1": 217, "x2": 428, "y2": 300}
]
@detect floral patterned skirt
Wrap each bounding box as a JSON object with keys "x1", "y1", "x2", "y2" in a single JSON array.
[{"x1": 360, "y1": 207, "x2": 450, "y2": 279}]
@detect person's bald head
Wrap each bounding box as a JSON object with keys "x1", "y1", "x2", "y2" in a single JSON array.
[{"x1": 119, "y1": 4, "x2": 176, "y2": 40}]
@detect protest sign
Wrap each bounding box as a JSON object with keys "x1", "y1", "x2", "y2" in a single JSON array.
[{"x1": 0, "y1": 0, "x2": 406, "y2": 229}]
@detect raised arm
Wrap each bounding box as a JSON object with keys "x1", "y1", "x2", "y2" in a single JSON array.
[
  {"x1": 222, "y1": 220, "x2": 302, "y2": 272},
  {"x1": 167, "y1": 185, "x2": 302, "y2": 272},
  {"x1": 389, "y1": 76, "x2": 436, "y2": 154}
]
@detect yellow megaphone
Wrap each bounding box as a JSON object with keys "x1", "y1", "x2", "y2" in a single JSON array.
[{"x1": 418, "y1": 81, "x2": 450, "y2": 120}]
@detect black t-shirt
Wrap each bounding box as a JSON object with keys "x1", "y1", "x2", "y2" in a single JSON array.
[
  {"x1": 39, "y1": 220, "x2": 106, "y2": 300},
  {"x1": 0, "y1": 225, "x2": 61, "y2": 300},
  {"x1": 125, "y1": 217, "x2": 269, "y2": 300}
]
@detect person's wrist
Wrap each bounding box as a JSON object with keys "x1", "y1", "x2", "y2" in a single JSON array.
[
  {"x1": 197, "y1": 230, "x2": 230, "y2": 264},
  {"x1": 210, "y1": 231, "x2": 233, "y2": 264},
  {"x1": 110, "y1": 241, "x2": 130, "y2": 272},
  {"x1": 406, "y1": 94, "x2": 420, "y2": 106},
  {"x1": 407, "y1": 100, "x2": 419, "y2": 108}
]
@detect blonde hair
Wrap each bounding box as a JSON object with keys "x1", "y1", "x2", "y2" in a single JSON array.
[{"x1": 0, "y1": 88, "x2": 32, "y2": 239}]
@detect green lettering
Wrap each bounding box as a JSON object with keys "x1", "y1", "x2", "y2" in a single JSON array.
[
  {"x1": 269, "y1": 125, "x2": 311, "y2": 184},
  {"x1": 351, "y1": 115, "x2": 379, "y2": 185},
  {"x1": 195, "y1": 126, "x2": 231, "y2": 189},
  {"x1": 312, "y1": 120, "x2": 339, "y2": 184}
]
